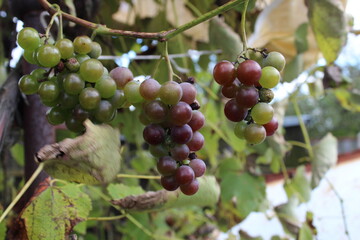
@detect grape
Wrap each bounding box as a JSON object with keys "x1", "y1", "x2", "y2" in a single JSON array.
[
  {"x1": 18, "y1": 75, "x2": 39, "y2": 94},
  {"x1": 175, "y1": 165, "x2": 194, "y2": 185},
  {"x1": 23, "y1": 50, "x2": 38, "y2": 65},
  {"x1": 244, "y1": 123, "x2": 266, "y2": 144},
  {"x1": 88, "y1": 42, "x2": 102, "y2": 59},
  {"x1": 63, "y1": 73, "x2": 85, "y2": 95},
  {"x1": 157, "y1": 156, "x2": 177, "y2": 176},
  {"x1": 65, "y1": 58, "x2": 80, "y2": 72},
  {"x1": 80, "y1": 59, "x2": 104, "y2": 83},
  {"x1": 139, "y1": 78, "x2": 161, "y2": 100},
  {"x1": 188, "y1": 110, "x2": 205, "y2": 131},
  {"x1": 169, "y1": 101, "x2": 193, "y2": 126},
  {"x1": 143, "y1": 124, "x2": 165, "y2": 145},
  {"x1": 170, "y1": 124, "x2": 193, "y2": 144},
  {"x1": 170, "y1": 144, "x2": 190, "y2": 161},
  {"x1": 38, "y1": 81, "x2": 60, "y2": 102},
  {"x1": 263, "y1": 51, "x2": 286, "y2": 72},
  {"x1": 60, "y1": 92, "x2": 78, "y2": 109},
  {"x1": 248, "y1": 50, "x2": 264, "y2": 65},
  {"x1": 235, "y1": 85, "x2": 259, "y2": 108},
  {"x1": 110, "y1": 89, "x2": 126, "y2": 108},
  {"x1": 213, "y1": 60, "x2": 236, "y2": 86},
  {"x1": 189, "y1": 159, "x2": 206, "y2": 177},
  {"x1": 159, "y1": 81, "x2": 183, "y2": 105},
  {"x1": 36, "y1": 45, "x2": 61, "y2": 68},
  {"x1": 73, "y1": 36, "x2": 92, "y2": 54},
  {"x1": 224, "y1": 99, "x2": 247, "y2": 122},
  {"x1": 221, "y1": 79, "x2": 241, "y2": 98},
  {"x1": 234, "y1": 121, "x2": 247, "y2": 139},
  {"x1": 161, "y1": 175, "x2": 179, "y2": 191},
  {"x1": 123, "y1": 80, "x2": 143, "y2": 104},
  {"x1": 79, "y1": 87, "x2": 101, "y2": 110},
  {"x1": 259, "y1": 88, "x2": 274, "y2": 103},
  {"x1": 237, "y1": 60, "x2": 262, "y2": 86},
  {"x1": 30, "y1": 68, "x2": 47, "y2": 80},
  {"x1": 46, "y1": 106, "x2": 66, "y2": 125},
  {"x1": 149, "y1": 144, "x2": 168, "y2": 158},
  {"x1": 17, "y1": 27, "x2": 40, "y2": 50},
  {"x1": 109, "y1": 67, "x2": 134, "y2": 89},
  {"x1": 41, "y1": 98, "x2": 60, "y2": 107},
  {"x1": 65, "y1": 117, "x2": 85, "y2": 133},
  {"x1": 55, "y1": 38, "x2": 74, "y2": 59},
  {"x1": 263, "y1": 117, "x2": 279, "y2": 136},
  {"x1": 180, "y1": 179, "x2": 199, "y2": 195},
  {"x1": 139, "y1": 111, "x2": 152, "y2": 126},
  {"x1": 75, "y1": 54, "x2": 90, "y2": 64},
  {"x1": 144, "y1": 100, "x2": 168, "y2": 123},
  {"x1": 94, "y1": 100, "x2": 115, "y2": 123},
  {"x1": 180, "y1": 82, "x2": 196, "y2": 104},
  {"x1": 259, "y1": 66, "x2": 280, "y2": 88},
  {"x1": 95, "y1": 76, "x2": 117, "y2": 98},
  {"x1": 72, "y1": 105, "x2": 90, "y2": 122},
  {"x1": 187, "y1": 131, "x2": 204, "y2": 152},
  {"x1": 251, "y1": 102, "x2": 274, "y2": 124}
]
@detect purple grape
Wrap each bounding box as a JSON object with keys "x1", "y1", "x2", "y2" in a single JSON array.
[
  {"x1": 224, "y1": 99, "x2": 247, "y2": 122},
  {"x1": 169, "y1": 101, "x2": 193, "y2": 126},
  {"x1": 189, "y1": 159, "x2": 206, "y2": 177},
  {"x1": 170, "y1": 144, "x2": 190, "y2": 161},
  {"x1": 143, "y1": 124, "x2": 165, "y2": 145},
  {"x1": 180, "y1": 179, "x2": 199, "y2": 195},
  {"x1": 186, "y1": 131, "x2": 204, "y2": 151},
  {"x1": 157, "y1": 156, "x2": 177, "y2": 176},
  {"x1": 161, "y1": 175, "x2": 179, "y2": 191},
  {"x1": 175, "y1": 165, "x2": 195, "y2": 185},
  {"x1": 170, "y1": 124, "x2": 193, "y2": 144}
]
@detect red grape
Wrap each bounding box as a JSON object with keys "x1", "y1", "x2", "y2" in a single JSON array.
[
  {"x1": 237, "y1": 60, "x2": 262, "y2": 86},
  {"x1": 224, "y1": 99, "x2": 247, "y2": 122}
]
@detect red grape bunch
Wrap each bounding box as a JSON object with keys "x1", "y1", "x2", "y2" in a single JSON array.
[
  {"x1": 139, "y1": 78, "x2": 206, "y2": 196},
  {"x1": 17, "y1": 27, "x2": 129, "y2": 132},
  {"x1": 213, "y1": 50, "x2": 285, "y2": 145}
]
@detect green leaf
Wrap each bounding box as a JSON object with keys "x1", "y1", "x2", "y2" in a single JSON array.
[
  {"x1": 218, "y1": 157, "x2": 243, "y2": 178},
  {"x1": 298, "y1": 222, "x2": 314, "y2": 240},
  {"x1": 235, "y1": 0, "x2": 257, "y2": 12},
  {"x1": 307, "y1": 78, "x2": 324, "y2": 99},
  {"x1": 209, "y1": 17, "x2": 243, "y2": 61},
  {"x1": 107, "y1": 183, "x2": 145, "y2": 200},
  {"x1": 118, "y1": 213, "x2": 151, "y2": 240},
  {"x1": 283, "y1": 55, "x2": 303, "y2": 82},
  {"x1": 284, "y1": 166, "x2": 311, "y2": 203},
  {"x1": 10, "y1": 143, "x2": 24, "y2": 167},
  {"x1": 308, "y1": 0, "x2": 347, "y2": 63},
  {"x1": 36, "y1": 120, "x2": 121, "y2": 184},
  {"x1": 311, "y1": 133, "x2": 338, "y2": 188},
  {"x1": 334, "y1": 87, "x2": 360, "y2": 112},
  {"x1": 275, "y1": 197, "x2": 301, "y2": 236},
  {"x1": 21, "y1": 183, "x2": 92, "y2": 240},
  {"x1": 0, "y1": 209, "x2": 5, "y2": 240},
  {"x1": 295, "y1": 23, "x2": 309, "y2": 54},
  {"x1": 256, "y1": 148, "x2": 274, "y2": 165},
  {"x1": 221, "y1": 172, "x2": 266, "y2": 218}
]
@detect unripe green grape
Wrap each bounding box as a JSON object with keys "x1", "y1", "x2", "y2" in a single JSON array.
[
  {"x1": 110, "y1": 89, "x2": 126, "y2": 108},
  {"x1": 73, "y1": 36, "x2": 92, "y2": 54},
  {"x1": 18, "y1": 74, "x2": 39, "y2": 94},
  {"x1": 17, "y1": 27, "x2": 40, "y2": 51},
  {"x1": 75, "y1": 54, "x2": 90, "y2": 64},
  {"x1": 65, "y1": 58, "x2": 80, "y2": 72},
  {"x1": 65, "y1": 117, "x2": 85, "y2": 133},
  {"x1": 79, "y1": 87, "x2": 101, "y2": 110},
  {"x1": 94, "y1": 100, "x2": 115, "y2": 123},
  {"x1": 263, "y1": 51, "x2": 286, "y2": 72},
  {"x1": 23, "y1": 50, "x2": 38, "y2": 65},
  {"x1": 36, "y1": 45, "x2": 61, "y2": 68},
  {"x1": 46, "y1": 106, "x2": 66, "y2": 125},
  {"x1": 159, "y1": 81, "x2": 183, "y2": 105},
  {"x1": 259, "y1": 66, "x2": 280, "y2": 88},
  {"x1": 41, "y1": 98, "x2": 60, "y2": 107},
  {"x1": 80, "y1": 59, "x2": 104, "y2": 83},
  {"x1": 234, "y1": 121, "x2": 247, "y2": 139},
  {"x1": 95, "y1": 76, "x2": 117, "y2": 98},
  {"x1": 38, "y1": 81, "x2": 60, "y2": 102},
  {"x1": 30, "y1": 68, "x2": 47, "y2": 81},
  {"x1": 88, "y1": 42, "x2": 102, "y2": 59},
  {"x1": 251, "y1": 102, "x2": 274, "y2": 125},
  {"x1": 60, "y1": 92, "x2": 79, "y2": 109},
  {"x1": 123, "y1": 80, "x2": 143, "y2": 104},
  {"x1": 248, "y1": 50, "x2": 264, "y2": 66},
  {"x1": 63, "y1": 73, "x2": 85, "y2": 95},
  {"x1": 55, "y1": 38, "x2": 74, "y2": 59},
  {"x1": 244, "y1": 123, "x2": 266, "y2": 144}
]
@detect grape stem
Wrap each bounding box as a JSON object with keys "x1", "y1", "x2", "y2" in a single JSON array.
[
  {"x1": 240, "y1": 0, "x2": 250, "y2": 58},
  {"x1": 116, "y1": 173, "x2": 160, "y2": 180},
  {"x1": 38, "y1": 0, "x2": 243, "y2": 41}
]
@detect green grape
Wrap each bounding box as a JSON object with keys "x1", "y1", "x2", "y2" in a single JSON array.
[
  {"x1": 248, "y1": 50, "x2": 264, "y2": 66},
  {"x1": 79, "y1": 87, "x2": 101, "y2": 110},
  {"x1": 38, "y1": 81, "x2": 60, "y2": 102},
  {"x1": 110, "y1": 89, "x2": 126, "y2": 108},
  {"x1": 18, "y1": 75, "x2": 39, "y2": 94},
  {"x1": 30, "y1": 68, "x2": 47, "y2": 80},
  {"x1": 94, "y1": 100, "x2": 115, "y2": 123},
  {"x1": 244, "y1": 123, "x2": 266, "y2": 144},
  {"x1": 36, "y1": 45, "x2": 61, "y2": 68},
  {"x1": 73, "y1": 36, "x2": 92, "y2": 54},
  {"x1": 55, "y1": 38, "x2": 74, "y2": 59},
  {"x1": 88, "y1": 42, "x2": 102, "y2": 59},
  {"x1": 251, "y1": 102, "x2": 274, "y2": 125},
  {"x1": 63, "y1": 73, "x2": 85, "y2": 95},
  {"x1": 17, "y1": 27, "x2": 40, "y2": 51},
  {"x1": 41, "y1": 98, "x2": 60, "y2": 107},
  {"x1": 65, "y1": 58, "x2": 80, "y2": 72},
  {"x1": 60, "y1": 92, "x2": 79, "y2": 109},
  {"x1": 259, "y1": 66, "x2": 280, "y2": 88},
  {"x1": 75, "y1": 54, "x2": 90, "y2": 64},
  {"x1": 263, "y1": 51, "x2": 286, "y2": 72},
  {"x1": 23, "y1": 50, "x2": 38, "y2": 65},
  {"x1": 95, "y1": 76, "x2": 117, "y2": 98},
  {"x1": 123, "y1": 80, "x2": 143, "y2": 104},
  {"x1": 46, "y1": 106, "x2": 66, "y2": 125},
  {"x1": 234, "y1": 121, "x2": 247, "y2": 139},
  {"x1": 79, "y1": 59, "x2": 104, "y2": 83},
  {"x1": 65, "y1": 117, "x2": 85, "y2": 133},
  {"x1": 159, "y1": 81, "x2": 183, "y2": 105}
]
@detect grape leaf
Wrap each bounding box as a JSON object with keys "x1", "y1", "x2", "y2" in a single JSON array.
[
  {"x1": 298, "y1": 222, "x2": 314, "y2": 240},
  {"x1": 295, "y1": 23, "x2": 309, "y2": 54},
  {"x1": 107, "y1": 183, "x2": 145, "y2": 200},
  {"x1": 221, "y1": 172, "x2": 266, "y2": 218},
  {"x1": 36, "y1": 120, "x2": 121, "y2": 184},
  {"x1": 21, "y1": 183, "x2": 92, "y2": 240},
  {"x1": 284, "y1": 166, "x2": 311, "y2": 203},
  {"x1": 275, "y1": 197, "x2": 301, "y2": 236},
  {"x1": 308, "y1": 0, "x2": 347, "y2": 63},
  {"x1": 311, "y1": 133, "x2": 338, "y2": 188},
  {"x1": 283, "y1": 55, "x2": 303, "y2": 83},
  {"x1": 235, "y1": 0, "x2": 257, "y2": 12}
]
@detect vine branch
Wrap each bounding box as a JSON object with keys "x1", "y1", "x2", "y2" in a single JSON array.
[{"x1": 38, "y1": 0, "x2": 243, "y2": 41}]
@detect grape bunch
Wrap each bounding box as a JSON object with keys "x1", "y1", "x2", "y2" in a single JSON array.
[
  {"x1": 17, "y1": 27, "x2": 130, "y2": 132},
  {"x1": 213, "y1": 50, "x2": 285, "y2": 145},
  {"x1": 139, "y1": 78, "x2": 206, "y2": 195}
]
